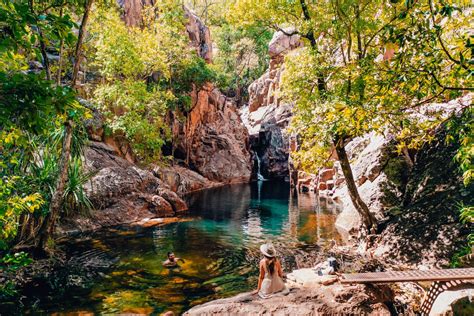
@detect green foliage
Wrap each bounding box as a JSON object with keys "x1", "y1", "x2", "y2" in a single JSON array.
[
  {"x1": 0, "y1": 72, "x2": 89, "y2": 250},
  {"x1": 0, "y1": 73, "x2": 79, "y2": 134},
  {"x1": 212, "y1": 23, "x2": 272, "y2": 96},
  {"x1": 231, "y1": 0, "x2": 472, "y2": 173},
  {"x1": 0, "y1": 173, "x2": 45, "y2": 249},
  {"x1": 283, "y1": 46, "x2": 379, "y2": 172},
  {"x1": 0, "y1": 252, "x2": 32, "y2": 298},
  {"x1": 93, "y1": 79, "x2": 173, "y2": 161},
  {"x1": 64, "y1": 158, "x2": 93, "y2": 214},
  {"x1": 458, "y1": 202, "x2": 473, "y2": 247},
  {"x1": 174, "y1": 56, "x2": 218, "y2": 95},
  {"x1": 446, "y1": 108, "x2": 474, "y2": 248},
  {"x1": 460, "y1": 204, "x2": 474, "y2": 225},
  {"x1": 0, "y1": 123, "x2": 92, "y2": 249},
  {"x1": 185, "y1": 1, "x2": 272, "y2": 98},
  {"x1": 448, "y1": 107, "x2": 474, "y2": 186},
  {"x1": 450, "y1": 245, "x2": 472, "y2": 268},
  {"x1": 87, "y1": 3, "x2": 219, "y2": 160},
  {"x1": 0, "y1": 0, "x2": 76, "y2": 74}
]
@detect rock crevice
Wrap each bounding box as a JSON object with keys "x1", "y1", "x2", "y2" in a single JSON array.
[{"x1": 241, "y1": 29, "x2": 303, "y2": 179}]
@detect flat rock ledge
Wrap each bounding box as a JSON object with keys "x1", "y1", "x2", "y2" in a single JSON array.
[{"x1": 184, "y1": 269, "x2": 398, "y2": 316}]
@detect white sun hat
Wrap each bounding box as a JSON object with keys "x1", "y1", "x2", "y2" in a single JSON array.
[{"x1": 260, "y1": 243, "x2": 277, "y2": 257}]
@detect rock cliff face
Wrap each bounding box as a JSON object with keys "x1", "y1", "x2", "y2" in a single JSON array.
[
  {"x1": 67, "y1": 3, "x2": 252, "y2": 233},
  {"x1": 114, "y1": 2, "x2": 252, "y2": 185},
  {"x1": 333, "y1": 133, "x2": 398, "y2": 238},
  {"x1": 370, "y1": 123, "x2": 473, "y2": 267},
  {"x1": 184, "y1": 6, "x2": 212, "y2": 63},
  {"x1": 118, "y1": 2, "x2": 212, "y2": 62},
  {"x1": 175, "y1": 8, "x2": 252, "y2": 184},
  {"x1": 117, "y1": 0, "x2": 154, "y2": 27},
  {"x1": 331, "y1": 97, "x2": 473, "y2": 267},
  {"x1": 60, "y1": 141, "x2": 188, "y2": 233},
  {"x1": 241, "y1": 29, "x2": 302, "y2": 179},
  {"x1": 185, "y1": 84, "x2": 252, "y2": 183}
]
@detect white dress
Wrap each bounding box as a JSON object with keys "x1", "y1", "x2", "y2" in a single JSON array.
[{"x1": 258, "y1": 260, "x2": 288, "y2": 298}]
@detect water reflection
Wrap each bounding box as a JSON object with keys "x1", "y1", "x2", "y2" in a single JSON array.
[{"x1": 16, "y1": 180, "x2": 342, "y2": 315}]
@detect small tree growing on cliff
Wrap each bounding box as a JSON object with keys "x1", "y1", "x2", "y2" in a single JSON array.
[
  {"x1": 231, "y1": 0, "x2": 473, "y2": 233},
  {"x1": 231, "y1": 0, "x2": 391, "y2": 231}
]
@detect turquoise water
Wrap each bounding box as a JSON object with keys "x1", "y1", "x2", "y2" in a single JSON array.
[{"x1": 8, "y1": 181, "x2": 341, "y2": 315}]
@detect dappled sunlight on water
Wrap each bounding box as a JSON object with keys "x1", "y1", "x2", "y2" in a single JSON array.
[{"x1": 17, "y1": 181, "x2": 343, "y2": 315}]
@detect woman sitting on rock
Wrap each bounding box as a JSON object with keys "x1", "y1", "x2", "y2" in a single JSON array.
[{"x1": 252, "y1": 243, "x2": 288, "y2": 298}]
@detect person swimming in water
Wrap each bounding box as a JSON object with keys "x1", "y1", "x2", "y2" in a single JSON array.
[{"x1": 163, "y1": 252, "x2": 184, "y2": 267}]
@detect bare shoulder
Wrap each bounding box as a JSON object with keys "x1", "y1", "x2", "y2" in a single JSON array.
[
  {"x1": 259, "y1": 259, "x2": 266, "y2": 266},
  {"x1": 276, "y1": 259, "x2": 283, "y2": 269}
]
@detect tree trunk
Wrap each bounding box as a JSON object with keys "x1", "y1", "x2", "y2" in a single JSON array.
[
  {"x1": 401, "y1": 146, "x2": 414, "y2": 170},
  {"x1": 334, "y1": 136, "x2": 377, "y2": 232},
  {"x1": 56, "y1": 7, "x2": 64, "y2": 85},
  {"x1": 299, "y1": 0, "x2": 316, "y2": 47},
  {"x1": 29, "y1": 0, "x2": 51, "y2": 80},
  {"x1": 38, "y1": 27, "x2": 51, "y2": 80},
  {"x1": 71, "y1": 0, "x2": 94, "y2": 87},
  {"x1": 37, "y1": 120, "x2": 73, "y2": 251}
]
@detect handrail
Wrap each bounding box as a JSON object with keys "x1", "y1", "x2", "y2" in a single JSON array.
[{"x1": 340, "y1": 268, "x2": 474, "y2": 284}]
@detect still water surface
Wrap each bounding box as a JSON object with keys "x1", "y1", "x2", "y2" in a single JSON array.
[{"x1": 21, "y1": 181, "x2": 341, "y2": 314}]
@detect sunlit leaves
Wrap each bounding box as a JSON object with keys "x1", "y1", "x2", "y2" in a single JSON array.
[
  {"x1": 93, "y1": 79, "x2": 173, "y2": 162},
  {"x1": 212, "y1": 24, "x2": 271, "y2": 94},
  {"x1": 0, "y1": 173, "x2": 45, "y2": 248},
  {"x1": 447, "y1": 106, "x2": 474, "y2": 187},
  {"x1": 87, "y1": 3, "x2": 218, "y2": 161},
  {"x1": 0, "y1": 0, "x2": 77, "y2": 75}
]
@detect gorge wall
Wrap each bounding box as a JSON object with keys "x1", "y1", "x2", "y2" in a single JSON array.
[
  {"x1": 172, "y1": 5, "x2": 252, "y2": 184},
  {"x1": 241, "y1": 27, "x2": 473, "y2": 267},
  {"x1": 241, "y1": 29, "x2": 302, "y2": 179},
  {"x1": 64, "y1": 4, "x2": 252, "y2": 232},
  {"x1": 75, "y1": 3, "x2": 472, "y2": 268},
  {"x1": 332, "y1": 96, "x2": 473, "y2": 267}
]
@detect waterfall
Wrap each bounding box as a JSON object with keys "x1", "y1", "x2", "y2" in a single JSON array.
[{"x1": 256, "y1": 154, "x2": 266, "y2": 181}]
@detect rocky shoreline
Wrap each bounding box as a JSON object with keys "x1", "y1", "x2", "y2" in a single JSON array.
[{"x1": 184, "y1": 243, "x2": 420, "y2": 316}]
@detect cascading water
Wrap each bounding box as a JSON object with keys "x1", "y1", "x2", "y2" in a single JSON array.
[{"x1": 256, "y1": 154, "x2": 266, "y2": 181}]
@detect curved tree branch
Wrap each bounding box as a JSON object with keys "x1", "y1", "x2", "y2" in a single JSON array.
[
  {"x1": 429, "y1": 72, "x2": 474, "y2": 91},
  {"x1": 428, "y1": 0, "x2": 469, "y2": 71}
]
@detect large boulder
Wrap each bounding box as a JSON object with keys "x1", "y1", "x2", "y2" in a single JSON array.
[
  {"x1": 333, "y1": 133, "x2": 398, "y2": 238},
  {"x1": 153, "y1": 165, "x2": 221, "y2": 195},
  {"x1": 332, "y1": 104, "x2": 473, "y2": 267},
  {"x1": 268, "y1": 27, "x2": 303, "y2": 60},
  {"x1": 185, "y1": 84, "x2": 253, "y2": 183},
  {"x1": 60, "y1": 142, "x2": 188, "y2": 233},
  {"x1": 185, "y1": 281, "x2": 394, "y2": 315}
]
